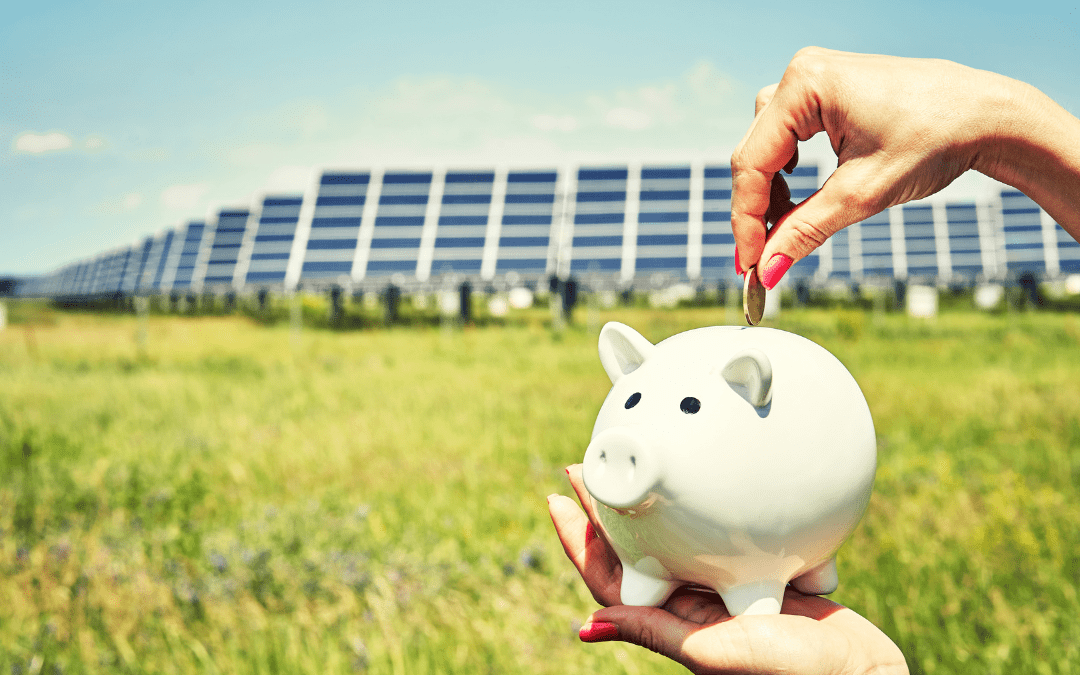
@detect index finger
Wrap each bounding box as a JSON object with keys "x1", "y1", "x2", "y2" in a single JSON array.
[{"x1": 730, "y1": 79, "x2": 825, "y2": 272}]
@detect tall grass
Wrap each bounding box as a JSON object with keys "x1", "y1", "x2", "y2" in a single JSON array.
[{"x1": 0, "y1": 304, "x2": 1078, "y2": 673}]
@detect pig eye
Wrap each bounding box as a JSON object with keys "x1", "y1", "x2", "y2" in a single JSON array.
[
  {"x1": 624, "y1": 392, "x2": 641, "y2": 409},
  {"x1": 680, "y1": 397, "x2": 701, "y2": 414}
]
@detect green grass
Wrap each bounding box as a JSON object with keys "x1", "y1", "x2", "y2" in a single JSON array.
[{"x1": 1, "y1": 302, "x2": 1078, "y2": 674}]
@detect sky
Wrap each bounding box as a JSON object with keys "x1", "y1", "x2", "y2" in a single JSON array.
[{"x1": 3, "y1": 0, "x2": 1078, "y2": 275}]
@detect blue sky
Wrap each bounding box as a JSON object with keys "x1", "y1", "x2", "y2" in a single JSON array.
[{"x1": 3, "y1": 0, "x2": 1078, "y2": 275}]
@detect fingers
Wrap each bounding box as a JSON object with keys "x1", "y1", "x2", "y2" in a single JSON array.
[
  {"x1": 783, "y1": 147, "x2": 799, "y2": 174},
  {"x1": 548, "y1": 467, "x2": 623, "y2": 606},
  {"x1": 581, "y1": 604, "x2": 803, "y2": 674},
  {"x1": 755, "y1": 161, "x2": 882, "y2": 289},
  {"x1": 731, "y1": 87, "x2": 806, "y2": 273},
  {"x1": 732, "y1": 60, "x2": 833, "y2": 277},
  {"x1": 580, "y1": 604, "x2": 701, "y2": 669},
  {"x1": 566, "y1": 464, "x2": 602, "y2": 526},
  {"x1": 581, "y1": 601, "x2": 851, "y2": 675},
  {"x1": 764, "y1": 173, "x2": 796, "y2": 226},
  {"x1": 756, "y1": 85, "x2": 800, "y2": 175},
  {"x1": 754, "y1": 83, "x2": 778, "y2": 116}
]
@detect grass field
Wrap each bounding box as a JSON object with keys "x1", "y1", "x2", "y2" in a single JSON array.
[{"x1": 1, "y1": 300, "x2": 1079, "y2": 674}]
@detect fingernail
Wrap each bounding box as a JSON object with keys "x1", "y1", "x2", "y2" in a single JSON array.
[
  {"x1": 761, "y1": 253, "x2": 793, "y2": 290},
  {"x1": 734, "y1": 245, "x2": 743, "y2": 276},
  {"x1": 579, "y1": 622, "x2": 619, "y2": 643},
  {"x1": 565, "y1": 467, "x2": 571, "y2": 477}
]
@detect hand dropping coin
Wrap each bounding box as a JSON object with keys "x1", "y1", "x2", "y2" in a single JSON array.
[{"x1": 743, "y1": 265, "x2": 765, "y2": 326}]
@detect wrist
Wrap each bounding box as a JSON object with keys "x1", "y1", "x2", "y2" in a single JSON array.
[{"x1": 973, "y1": 72, "x2": 1080, "y2": 234}]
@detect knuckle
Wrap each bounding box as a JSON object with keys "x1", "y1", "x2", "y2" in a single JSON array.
[
  {"x1": 754, "y1": 84, "x2": 778, "y2": 112},
  {"x1": 633, "y1": 622, "x2": 666, "y2": 656},
  {"x1": 786, "y1": 46, "x2": 830, "y2": 83},
  {"x1": 729, "y1": 149, "x2": 760, "y2": 177},
  {"x1": 787, "y1": 219, "x2": 829, "y2": 253},
  {"x1": 834, "y1": 174, "x2": 890, "y2": 217}
]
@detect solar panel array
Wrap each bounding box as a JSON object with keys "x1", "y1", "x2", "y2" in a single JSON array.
[
  {"x1": 245, "y1": 196, "x2": 303, "y2": 285},
  {"x1": 21, "y1": 165, "x2": 1079, "y2": 299}
]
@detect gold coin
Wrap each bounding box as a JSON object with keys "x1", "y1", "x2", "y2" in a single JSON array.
[{"x1": 743, "y1": 265, "x2": 765, "y2": 326}]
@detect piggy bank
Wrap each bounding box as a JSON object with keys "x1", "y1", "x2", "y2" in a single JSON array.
[{"x1": 581, "y1": 322, "x2": 876, "y2": 615}]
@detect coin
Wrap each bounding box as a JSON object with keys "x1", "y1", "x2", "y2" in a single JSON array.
[{"x1": 743, "y1": 265, "x2": 765, "y2": 326}]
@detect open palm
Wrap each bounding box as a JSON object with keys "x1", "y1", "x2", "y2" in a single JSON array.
[{"x1": 549, "y1": 465, "x2": 908, "y2": 675}]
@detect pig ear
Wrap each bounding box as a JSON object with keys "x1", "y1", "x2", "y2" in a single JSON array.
[
  {"x1": 722, "y1": 349, "x2": 773, "y2": 409},
  {"x1": 598, "y1": 322, "x2": 655, "y2": 383}
]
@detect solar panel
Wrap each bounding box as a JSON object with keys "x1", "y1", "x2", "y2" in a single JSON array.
[
  {"x1": 54, "y1": 265, "x2": 72, "y2": 296},
  {"x1": 40, "y1": 162, "x2": 1080, "y2": 297},
  {"x1": 1054, "y1": 218, "x2": 1080, "y2": 274},
  {"x1": 300, "y1": 171, "x2": 371, "y2": 281},
  {"x1": 202, "y1": 209, "x2": 250, "y2": 289},
  {"x1": 70, "y1": 262, "x2": 87, "y2": 296},
  {"x1": 364, "y1": 171, "x2": 430, "y2": 279},
  {"x1": 59, "y1": 266, "x2": 73, "y2": 296},
  {"x1": 73, "y1": 259, "x2": 91, "y2": 296},
  {"x1": 945, "y1": 203, "x2": 983, "y2": 279},
  {"x1": 700, "y1": 166, "x2": 736, "y2": 280},
  {"x1": 429, "y1": 171, "x2": 493, "y2": 277},
  {"x1": 140, "y1": 229, "x2": 176, "y2": 293},
  {"x1": 110, "y1": 250, "x2": 129, "y2": 294},
  {"x1": 102, "y1": 248, "x2": 130, "y2": 296},
  {"x1": 85, "y1": 255, "x2": 104, "y2": 296},
  {"x1": 245, "y1": 196, "x2": 304, "y2": 285},
  {"x1": 902, "y1": 204, "x2": 938, "y2": 279},
  {"x1": 109, "y1": 247, "x2": 132, "y2": 296},
  {"x1": 121, "y1": 238, "x2": 154, "y2": 294},
  {"x1": 1000, "y1": 190, "x2": 1046, "y2": 274},
  {"x1": 106, "y1": 252, "x2": 124, "y2": 293},
  {"x1": 570, "y1": 167, "x2": 627, "y2": 275},
  {"x1": 859, "y1": 210, "x2": 894, "y2": 279},
  {"x1": 168, "y1": 221, "x2": 208, "y2": 292},
  {"x1": 496, "y1": 170, "x2": 557, "y2": 277},
  {"x1": 828, "y1": 229, "x2": 852, "y2": 279},
  {"x1": 785, "y1": 165, "x2": 820, "y2": 279},
  {"x1": 635, "y1": 166, "x2": 690, "y2": 277},
  {"x1": 88, "y1": 254, "x2": 108, "y2": 296},
  {"x1": 82, "y1": 257, "x2": 103, "y2": 296}
]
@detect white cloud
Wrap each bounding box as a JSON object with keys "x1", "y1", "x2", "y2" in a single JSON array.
[
  {"x1": 161, "y1": 183, "x2": 210, "y2": 210},
  {"x1": 87, "y1": 192, "x2": 143, "y2": 216},
  {"x1": 604, "y1": 107, "x2": 652, "y2": 131},
  {"x1": 205, "y1": 61, "x2": 754, "y2": 182},
  {"x1": 85, "y1": 135, "x2": 107, "y2": 151},
  {"x1": 14, "y1": 131, "x2": 73, "y2": 154}
]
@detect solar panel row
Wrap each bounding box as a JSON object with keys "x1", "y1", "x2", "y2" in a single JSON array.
[{"x1": 29, "y1": 168, "x2": 1077, "y2": 299}]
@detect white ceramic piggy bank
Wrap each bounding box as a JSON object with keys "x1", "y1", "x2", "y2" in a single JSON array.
[{"x1": 582, "y1": 322, "x2": 876, "y2": 615}]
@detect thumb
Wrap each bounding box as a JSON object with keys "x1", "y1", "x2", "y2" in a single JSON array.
[{"x1": 755, "y1": 160, "x2": 884, "y2": 290}]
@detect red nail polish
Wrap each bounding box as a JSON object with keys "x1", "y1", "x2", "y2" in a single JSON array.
[
  {"x1": 761, "y1": 254, "x2": 793, "y2": 290},
  {"x1": 579, "y1": 622, "x2": 619, "y2": 643},
  {"x1": 565, "y1": 467, "x2": 570, "y2": 477},
  {"x1": 734, "y1": 245, "x2": 743, "y2": 276},
  {"x1": 585, "y1": 521, "x2": 597, "y2": 542}
]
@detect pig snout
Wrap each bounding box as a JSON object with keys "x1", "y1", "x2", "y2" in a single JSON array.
[{"x1": 582, "y1": 427, "x2": 662, "y2": 509}]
